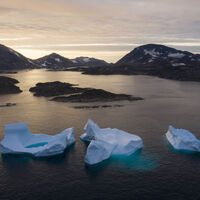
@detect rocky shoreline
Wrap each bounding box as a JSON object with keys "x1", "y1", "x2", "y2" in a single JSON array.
[{"x1": 0, "y1": 76, "x2": 22, "y2": 94}]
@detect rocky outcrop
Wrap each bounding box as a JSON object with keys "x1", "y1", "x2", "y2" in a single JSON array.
[
  {"x1": 30, "y1": 81, "x2": 143, "y2": 103},
  {"x1": 29, "y1": 81, "x2": 90, "y2": 97}
]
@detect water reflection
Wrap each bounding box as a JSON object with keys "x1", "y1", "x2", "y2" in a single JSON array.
[{"x1": 1, "y1": 143, "x2": 75, "y2": 166}]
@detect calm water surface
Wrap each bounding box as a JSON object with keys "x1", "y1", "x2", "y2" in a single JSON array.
[{"x1": 0, "y1": 69, "x2": 200, "y2": 200}]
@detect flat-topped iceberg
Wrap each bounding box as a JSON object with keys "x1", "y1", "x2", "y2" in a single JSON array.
[
  {"x1": 1, "y1": 123, "x2": 75, "y2": 157},
  {"x1": 166, "y1": 125, "x2": 200, "y2": 152},
  {"x1": 81, "y1": 120, "x2": 143, "y2": 165}
]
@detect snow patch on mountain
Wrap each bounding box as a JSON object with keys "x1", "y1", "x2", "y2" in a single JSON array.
[
  {"x1": 28, "y1": 59, "x2": 34, "y2": 64},
  {"x1": 9, "y1": 48, "x2": 20, "y2": 57},
  {"x1": 83, "y1": 58, "x2": 90, "y2": 62},
  {"x1": 172, "y1": 63, "x2": 186, "y2": 67},
  {"x1": 168, "y1": 53, "x2": 185, "y2": 58},
  {"x1": 55, "y1": 58, "x2": 61, "y2": 62},
  {"x1": 144, "y1": 49, "x2": 161, "y2": 57}
]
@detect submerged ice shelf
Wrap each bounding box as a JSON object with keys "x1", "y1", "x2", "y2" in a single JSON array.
[
  {"x1": 81, "y1": 120, "x2": 143, "y2": 165},
  {"x1": 166, "y1": 126, "x2": 200, "y2": 152},
  {"x1": 0, "y1": 123, "x2": 75, "y2": 157}
]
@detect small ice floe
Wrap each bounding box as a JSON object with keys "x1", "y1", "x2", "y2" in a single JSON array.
[{"x1": 166, "y1": 126, "x2": 200, "y2": 152}]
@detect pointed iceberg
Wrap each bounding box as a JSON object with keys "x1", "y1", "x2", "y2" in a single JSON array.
[
  {"x1": 81, "y1": 120, "x2": 143, "y2": 165},
  {"x1": 1, "y1": 123, "x2": 75, "y2": 157},
  {"x1": 166, "y1": 125, "x2": 200, "y2": 152}
]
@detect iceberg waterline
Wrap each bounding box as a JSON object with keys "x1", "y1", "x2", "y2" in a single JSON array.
[{"x1": 0, "y1": 123, "x2": 75, "y2": 157}]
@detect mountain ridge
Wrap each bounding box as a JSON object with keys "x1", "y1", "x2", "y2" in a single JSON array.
[
  {"x1": 0, "y1": 44, "x2": 37, "y2": 69},
  {"x1": 1, "y1": 43, "x2": 200, "y2": 81},
  {"x1": 82, "y1": 44, "x2": 200, "y2": 81},
  {"x1": 0, "y1": 44, "x2": 109, "y2": 70}
]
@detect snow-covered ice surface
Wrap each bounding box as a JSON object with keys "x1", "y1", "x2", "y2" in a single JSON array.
[
  {"x1": 166, "y1": 126, "x2": 200, "y2": 152},
  {"x1": 0, "y1": 123, "x2": 75, "y2": 157},
  {"x1": 81, "y1": 120, "x2": 143, "y2": 165}
]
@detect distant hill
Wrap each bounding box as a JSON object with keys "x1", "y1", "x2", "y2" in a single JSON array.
[
  {"x1": 71, "y1": 57, "x2": 109, "y2": 67},
  {"x1": 0, "y1": 44, "x2": 37, "y2": 70},
  {"x1": 116, "y1": 44, "x2": 200, "y2": 67},
  {"x1": 35, "y1": 55, "x2": 109, "y2": 69},
  {"x1": 0, "y1": 44, "x2": 109, "y2": 70},
  {"x1": 83, "y1": 44, "x2": 200, "y2": 81},
  {"x1": 34, "y1": 53, "x2": 74, "y2": 69}
]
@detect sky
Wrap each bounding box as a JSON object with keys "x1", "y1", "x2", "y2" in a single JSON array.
[{"x1": 0, "y1": 0, "x2": 200, "y2": 62}]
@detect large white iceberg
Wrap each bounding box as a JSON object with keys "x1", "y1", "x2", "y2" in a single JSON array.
[
  {"x1": 81, "y1": 120, "x2": 143, "y2": 165},
  {"x1": 166, "y1": 125, "x2": 200, "y2": 152},
  {"x1": 0, "y1": 123, "x2": 75, "y2": 157}
]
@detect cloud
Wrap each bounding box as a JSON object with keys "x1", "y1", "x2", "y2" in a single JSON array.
[{"x1": 0, "y1": 0, "x2": 199, "y2": 61}]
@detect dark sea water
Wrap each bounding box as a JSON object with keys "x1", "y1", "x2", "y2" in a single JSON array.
[{"x1": 1, "y1": 69, "x2": 200, "y2": 200}]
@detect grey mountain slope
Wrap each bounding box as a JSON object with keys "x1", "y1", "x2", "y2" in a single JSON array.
[
  {"x1": 82, "y1": 44, "x2": 200, "y2": 81},
  {"x1": 34, "y1": 53, "x2": 74, "y2": 69},
  {"x1": 0, "y1": 44, "x2": 37, "y2": 70}
]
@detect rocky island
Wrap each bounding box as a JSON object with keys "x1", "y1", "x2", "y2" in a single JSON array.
[
  {"x1": 0, "y1": 103, "x2": 16, "y2": 107},
  {"x1": 30, "y1": 81, "x2": 143, "y2": 103},
  {"x1": 29, "y1": 81, "x2": 90, "y2": 97},
  {"x1": 51, "y1": 89, "x2": 143, "y2": 102},
  {"x1": 0, "y1": 76, "x2": 22, "y2": 94}
]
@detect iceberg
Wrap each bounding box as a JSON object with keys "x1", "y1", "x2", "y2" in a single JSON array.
[
  {"x1": 0, "y1": 123, "x2": 75, "y2": 157},
  {"x1": 81, "y1": 120, "x2": 143, "y2": 165},
  {"x1": 166, "y1": 125, "x2": 200, "y2": 152}
]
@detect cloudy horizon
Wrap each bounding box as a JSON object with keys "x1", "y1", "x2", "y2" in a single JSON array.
[{"x1": 0, "y1": 0, "x2": 200, "y2": 62}]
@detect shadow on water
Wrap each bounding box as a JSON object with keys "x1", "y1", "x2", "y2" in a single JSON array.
[
  {"x1": 85, "y1": 159, "x2": 111, "y2": 177},
  {"x1": 85, "y1": 149, "x2": 159, "y2": 177}
]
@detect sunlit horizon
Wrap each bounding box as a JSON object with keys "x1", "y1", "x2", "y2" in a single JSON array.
[
  {"x1": 0, "y1": 0, "x2": 200, "y2": 62},
  {"x1": 1, "y1": 41, "x2": 199, "y2": 63}
]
